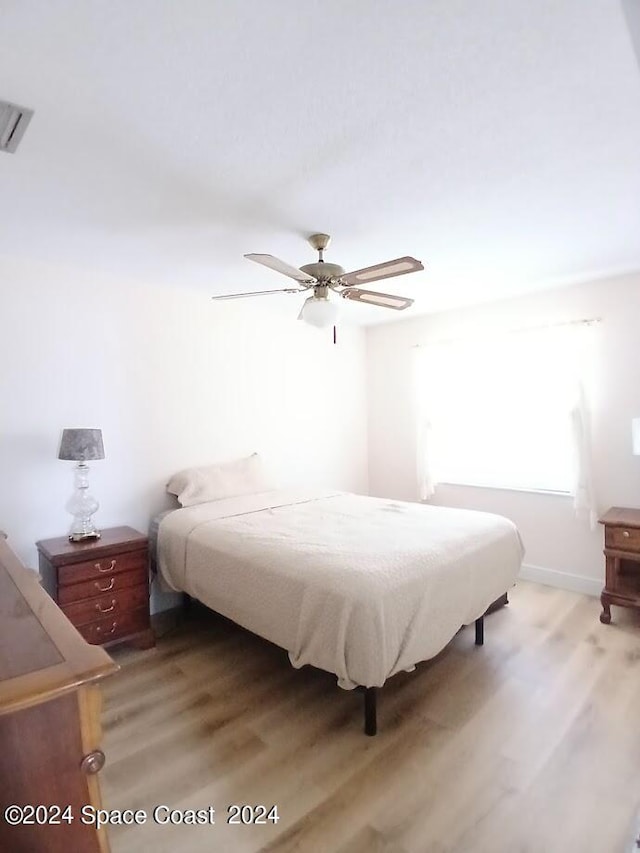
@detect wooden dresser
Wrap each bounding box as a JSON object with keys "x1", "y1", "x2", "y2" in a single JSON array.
[
  {"x1": 599, "y1": 506, "x2": 640, "y2": 624},
  {"x1": 0, "y1": 535, "x2": 118, "y2": 852},
  {"x1": 37, "y1": 526, "x2": 154, "y2": 650}
]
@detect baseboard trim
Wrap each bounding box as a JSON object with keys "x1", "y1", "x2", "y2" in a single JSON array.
[
  {"x1": 150, "y1": 604, "x2": 183, "y2": 637},
  {"x1": 519, "y1": 563, "x2": 602, "y2": 598}
]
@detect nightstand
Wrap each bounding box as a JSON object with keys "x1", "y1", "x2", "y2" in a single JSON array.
[
  {"x1": 599, "y1": 507, "x2": 640, "y2": 625},
  {"x1": 37, "y1": 526, "x2": 155, "y2": 649}
]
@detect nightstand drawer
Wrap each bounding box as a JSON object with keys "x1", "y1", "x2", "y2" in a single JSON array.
[
  {"x1": 58, "y1": 566, "x2": 148, "y2": 605},
  {"x1": 605, "y1": 527, "x2": 640, "y2": 552},
  {"x1": 61, "y1": 584, "x2": 149, "y2": 627},
  {"x1": 77, "y1": 607, "x2": 150, "y2": 646},
  {"x1": 58, "y1": 549, "x2": 147, "y2": 586}
]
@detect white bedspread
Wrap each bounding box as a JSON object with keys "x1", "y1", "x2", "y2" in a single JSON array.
[{"x1": 157, "y1": 490, "x2": 523, "y2": 689}]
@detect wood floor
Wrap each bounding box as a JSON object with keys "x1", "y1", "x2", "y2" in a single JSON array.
[{"x1": 100, "y1": 582, "x2": 640, "y2": 853}]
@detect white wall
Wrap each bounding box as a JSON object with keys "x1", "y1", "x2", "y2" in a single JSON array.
[
  {"x1": 1, "y1": 254, "x2": 368, "y2": 609},
  {"x1": 367, "y1": 272, "x2": 640, "y2": 595}
]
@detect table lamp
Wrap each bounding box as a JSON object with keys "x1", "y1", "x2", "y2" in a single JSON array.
[{"x1": 58, "y1": 428, "x2": 105, "y2": 542}]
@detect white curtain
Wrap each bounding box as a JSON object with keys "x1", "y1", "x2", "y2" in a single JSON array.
[
  {"x1": 413, "y1": 345, "x2": 438, "y2": 501},
  {"x1": 567, "y1": 323, "x2": 599, "y2": 528},
  {"x1": 570, "y1": 383, "x2": 598, "y2": 530},
  {"x1": 416, "y1": 409, "x2": 436, "y2": 501},
  {"x1": 413, "y1": 322, "x2": 599, "y2": 524}
]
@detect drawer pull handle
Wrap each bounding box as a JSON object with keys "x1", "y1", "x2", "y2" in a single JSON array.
[
  {"x1": 95, "y1": 578, "x2": 115, "y2": 592},
  {"x1": 96, "y1": 621, "x2": 118, "y2": 636},
  {"x1": 80, "y1": 750, "x2": 105, "y2": 775},
  {"x1": 96, "y1": 599, "x2": 116, "y2": 614},
  {"x1": 95, "y1": 559, "x2": 116, "y2": 573},
  {"x1": 622, "y1": 530, "x2": 630, "y2": 538}
]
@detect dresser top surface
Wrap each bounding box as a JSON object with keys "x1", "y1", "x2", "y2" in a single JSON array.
[
  {"x1": 0, "y1": 539, "x2": 118, "y2": 715},
  {"x1": 36, "y1": 526, "x2": 147, "y2": 565},
  {"x1": 599, "y1": 507, "x2": 640, "y2": 528}
]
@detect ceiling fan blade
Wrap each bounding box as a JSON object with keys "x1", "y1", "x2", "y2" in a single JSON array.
[
  {"x1": 341, "y1": 288, "x2": 414, "y2": 310},
  {"x1": 341, "y1": 256, "x2": 423, "y2": 287},
  {"x1": 211, "y1": 287, "x2": 305, "y2": 301},
  {"x1": 244, "y1": 253, "x2": 315, "y2": 282}
]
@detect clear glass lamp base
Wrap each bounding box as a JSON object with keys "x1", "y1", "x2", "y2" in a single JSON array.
[{"x1": 66, "y1": 463, "x2": 101, "y2": 542}]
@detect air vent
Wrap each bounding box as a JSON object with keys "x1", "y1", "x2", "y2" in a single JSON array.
[{"x1": 0, "y1": 100, "x2": 34, "y2": 154}]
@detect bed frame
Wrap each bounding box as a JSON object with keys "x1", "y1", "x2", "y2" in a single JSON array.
[
  {"x1": 361, "y1": 613, "x2": 486, "y2": 736},
  {"x1": 360, "y1": 591, "x2": 508, "y2": 735},
  {"x1": 184, "y1": 590, "x2": 508, "y2": 737}
]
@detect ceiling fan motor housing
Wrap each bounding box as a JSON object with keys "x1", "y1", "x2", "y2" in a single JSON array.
[{"x1": 299, "y1": 262, "x2": 345, "y2": 282}]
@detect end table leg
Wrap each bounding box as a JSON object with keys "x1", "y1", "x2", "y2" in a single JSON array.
[{"x1": 599, "y1": 594, "x2": 612, "y2": 625}]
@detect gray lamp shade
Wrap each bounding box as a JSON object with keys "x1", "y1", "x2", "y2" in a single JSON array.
[{"x1": 58, "y1": 428, "x2": 105, "y2": 461}]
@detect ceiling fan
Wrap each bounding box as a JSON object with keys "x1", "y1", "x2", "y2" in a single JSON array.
[{"x1": 211, "y1": 234, "x2": 424, "y2": 327}]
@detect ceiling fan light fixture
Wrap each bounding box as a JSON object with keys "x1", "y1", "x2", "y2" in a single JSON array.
[{"x1": 298, "y1": 295, "x2": 339, "y2": 328}]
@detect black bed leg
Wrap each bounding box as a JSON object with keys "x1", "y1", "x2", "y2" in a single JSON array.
[
  {"x1": 364, "y1": 687, "x2": 377, "y2": 736},
  {"x1": 475, "y1": 615, "x2": 484, "y2": 646}
]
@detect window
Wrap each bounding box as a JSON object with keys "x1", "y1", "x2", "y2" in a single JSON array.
[{"x1": 415, "y1": 322, "x2": 596, "y2": 496}]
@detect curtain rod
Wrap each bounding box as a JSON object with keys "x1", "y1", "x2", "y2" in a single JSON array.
[{"x1": 410, "y1": 317, "x2": 601, "y2": 349}]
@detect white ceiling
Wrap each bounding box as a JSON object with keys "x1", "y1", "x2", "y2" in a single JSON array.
[{"x1": 1, "y1": 0, "x2": 639, "y2": 324}]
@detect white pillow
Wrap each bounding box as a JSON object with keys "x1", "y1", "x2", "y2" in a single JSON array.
[{"x1": 167, "y1": 453, "x2": 273, "y2": 507}]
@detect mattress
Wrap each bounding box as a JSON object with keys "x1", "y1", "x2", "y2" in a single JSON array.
[{"x1": 157, "y1": 489, "x2": 524, "y2": 689}]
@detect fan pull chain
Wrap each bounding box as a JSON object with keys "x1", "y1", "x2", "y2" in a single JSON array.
[{"x1": 333, "y1": 325, "x2": 337, "y2": 345}]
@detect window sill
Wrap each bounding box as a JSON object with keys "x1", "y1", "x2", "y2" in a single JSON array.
[{"x1": 436, "y1": 481, "x2": 572, "y2": 498}]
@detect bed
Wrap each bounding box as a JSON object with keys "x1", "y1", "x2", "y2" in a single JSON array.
[{"x1": 156, "y1": 487, "x2": 524, "y2": 734}]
